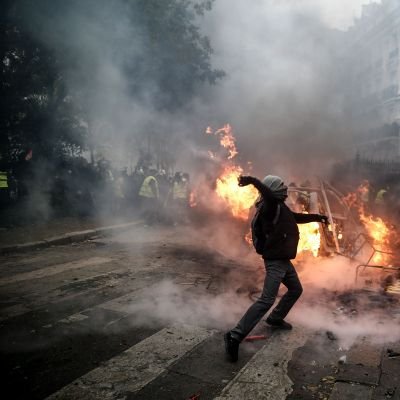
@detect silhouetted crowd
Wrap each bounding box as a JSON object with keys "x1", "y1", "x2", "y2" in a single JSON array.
[{"x1": 0, "y1": 157, "x2": 192, "y2": 225}]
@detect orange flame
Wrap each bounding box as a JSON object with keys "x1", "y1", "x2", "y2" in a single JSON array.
[
  {"x1": 208, "y1": 124, "x2": 238, "y2": 160},
  {"x1": 207, "y1": 125, "x2": 257, "y2": 219},
  {"x1": 344, "y1": 182, "x2": 392, "y2": 264},
  {"x1": 359, "y1": 213, "x2": 390, "y2": 263},
  {"x1": 207, "y1": 124, "x2": 322, "y2": 256},
  {"x1": 298, "y1": 222, "x2": 321, "y2": 257},
  {"x1": 215, "y1": 165, "x2": 258, "y2": 220}
]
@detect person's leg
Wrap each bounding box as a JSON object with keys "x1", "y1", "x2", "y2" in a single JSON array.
[
  {"x1": 230, "y1": 260, "x2": 286, "y2": 342},
  {"x1": 225, "y1": 260, "x2": 287, "y2": 361},
  {"x1": 150, "y1": 198, "x2": 159, "y2": 224},
  {"x1": 268, "y1": 260, "x2": 303, "y2": 322}
]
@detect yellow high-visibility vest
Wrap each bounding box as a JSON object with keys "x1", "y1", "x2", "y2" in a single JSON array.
[
  {"x1": 172, "y1": 180, "x2": 188, "y2": 200},
  {"x1": 375, "y1": 189, "x2": 387, "y2": 205},
  {"x1": 139, "y1": 176, "x2": 159, "y2": 198},
  {"x1": 0, "y1": 171, "x2": 8, "y2": 189}
]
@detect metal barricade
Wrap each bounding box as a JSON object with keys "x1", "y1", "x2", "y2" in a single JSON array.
[{"x1": 351, "y1": 232, "x2": 400, "y2": 284}]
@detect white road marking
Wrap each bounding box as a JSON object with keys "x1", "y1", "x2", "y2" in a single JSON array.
[
  {"x1": 0, "y1": 257, "x2": 113, "y2": 286},
  {"x1": 215, "y1": 328, "x2": 309, "y2": 400},
  {"x1": 47, "y1": 283, "x2": 157, "y2": 328},
  {"x1": 97, "y1": 290, "x2": 146, "y2": 314},
  {"x1": 0, "y1": 269, "x2": 124, "y2": 323},
  {"x1": 46, "y1": 325, "x2": 215, "y2": 399},
  {"x1": 59, "y1": 313, "x2": 89, "y2": 324}
]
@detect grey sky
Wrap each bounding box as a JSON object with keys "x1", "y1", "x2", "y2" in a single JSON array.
[{"x1": 214, "y1": 1, "x2": 381, "y2": 30}]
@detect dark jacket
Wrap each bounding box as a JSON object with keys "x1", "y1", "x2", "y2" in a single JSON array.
[{"x1": 250, "y1": 177, "x2": 322, "y2": 260}]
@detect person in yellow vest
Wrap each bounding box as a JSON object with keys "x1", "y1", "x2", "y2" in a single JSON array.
[
  {"x1": 0, "y1": 171, "x2": 8, "y2": 189},
  {"x1": 0, "y1": 170, "x2": 9, "y2": 206},
  {"x1": 375, "y1": 188, "x2": 387, "y2": 205},
  {"x1": 374, "y1": 186, "x2": 388, "y2": 217},
  {"x1": 138, "y1": 171, "x2": 159, "y2": 224}
]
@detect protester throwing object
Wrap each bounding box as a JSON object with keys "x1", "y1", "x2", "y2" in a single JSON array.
[{"x1": 224, "y1": 174, "x2": 328, "y2": 362}]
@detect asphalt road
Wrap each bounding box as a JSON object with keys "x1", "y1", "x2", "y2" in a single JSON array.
[{"x1": 1, "y1": 224, "x2": 400, "y2": 400}]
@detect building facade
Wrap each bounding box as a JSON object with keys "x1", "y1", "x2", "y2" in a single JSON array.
[{"x1": 348, "y1": 0, "x2": 400, "y2": 160}]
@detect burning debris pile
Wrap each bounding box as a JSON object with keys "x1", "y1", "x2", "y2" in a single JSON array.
[
  {"x1": 160, "y1": 124, "x2": 400, "y2": 350},
  {"x1": 344, "y1": 182, "x2": 397, "y2": 264},
  {"x1": 341, "y1": 182, "x2": 400, "y2": 294},
  {"x1": 195, "y1": 124, "x2": 330, "y2": 257},
  {"x1": 190, "y1": 124, "x2": 400, "y2": 297}
]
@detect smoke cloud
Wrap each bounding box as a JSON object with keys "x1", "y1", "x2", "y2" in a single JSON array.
[
  {"x1": 8, "y1": 0, "x2": 384, "y2": 229},
  {"x1": 289, "y1": 255, "x2": 400, "y2": 348},
  {"x1": 15, "y1": 0, "x2": 194, "y2": 169},
  {"x1": 198, "y1": 1, "x2": 365, "y2": 180},
  {"x1": 11, "y1": 0, "x2": 398, "y2": 351},
  {"x1": 124, "y1": 254, "x2": 400, "y2": 349},
  {"x1": 13, "y1": 0, "x2": 376, "y2": 176}
]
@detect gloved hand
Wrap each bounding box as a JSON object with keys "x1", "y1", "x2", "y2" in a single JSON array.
[
  {"x1": 319, "y1": 215, "x2": 329, "y2": 224},
  {"x1": 238, "y1": 175, "x2": 254, "y2": 187}
]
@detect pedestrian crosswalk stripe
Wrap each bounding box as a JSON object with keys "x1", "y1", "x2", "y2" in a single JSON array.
[
  {"x1": 45, "y1": 325, "x2": 215, "y2": 399},
  {"x1": 0, "y1": 275, "x2": 154, "y2": 324},
  {"x1": 54, "y1": 285, "x2": 155, "y2": 327},
  {"x1": 0, "y1": 257, "x2": 113, "y2": 286},
  {"x1": 0, "y1": 267, "x2": 136, "y2": 322},
  {"x1": 214, "y1": 328, "x2": 309, "y2": 400},
  {"x1": 59, "y1": 313, "x2": 90, "y2": 324},
  {"x1": 97, "y1": 286, "x2": 153, "y2": 315}
]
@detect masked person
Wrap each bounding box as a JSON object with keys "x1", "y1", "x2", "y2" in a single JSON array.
[{"x1": 224, "y1": 175, "x2": 328, "y2": 362}]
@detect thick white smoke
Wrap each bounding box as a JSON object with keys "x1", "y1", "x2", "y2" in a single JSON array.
[{"x1": 122, "y1": 251, "x2": 400, "y2": 349}]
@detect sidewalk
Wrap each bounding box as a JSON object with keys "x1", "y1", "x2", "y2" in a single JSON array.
[
  {"x1": 0, "y1": 216, "x2": 142, "y2": 254},
  {"x1": 288, "y1": 328, "x2": 400, "y2": 400}
]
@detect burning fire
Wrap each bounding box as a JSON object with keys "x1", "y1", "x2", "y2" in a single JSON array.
[
  {"x1": 215, "y1": 165, "x2": 258, "y2": 220},
  {"x1": 206, "y1": 125, "x2": 257, "y2": 220},
  {"x1": 206, "y1": 124, "x2": 322, "y2": 256},
  {"x1": 203, "y1": 128, "x2": 398, "y2": 266},
  {"x1": 345, "y1": 182, "x2": 392, "y2": 264},
  {"x1": 206, "y1": 124, "x2": 238, "y2": 160},
  {"x1": 359, "y1": 214, "x2": 391, "y2": 264},
  {"x1": 298, "y1": 222, "x2": 321, "y2": 257}
]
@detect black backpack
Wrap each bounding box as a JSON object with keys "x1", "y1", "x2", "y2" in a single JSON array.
[{"x1": 251, "y1": 201, "x2": 281, "y2": 255}]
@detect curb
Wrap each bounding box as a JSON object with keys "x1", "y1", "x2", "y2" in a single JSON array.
[{"x1": 0, "y1": 220, "x2": 144, "y2": 255}]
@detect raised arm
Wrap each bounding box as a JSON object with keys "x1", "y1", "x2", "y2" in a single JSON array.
[
  {"x1": 293, "y1": 213, "x2": 328, "y2": 224},
  {"x1": 238, "y1": 175, "x2": 276, "y2": 203}
]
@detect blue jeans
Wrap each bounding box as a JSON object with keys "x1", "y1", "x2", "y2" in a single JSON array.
[{"x1": 231, "y1": 259, "x2": 303, "y2": 342}]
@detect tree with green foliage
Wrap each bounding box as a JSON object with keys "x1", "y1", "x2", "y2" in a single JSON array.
[
  {"x1": 126, "y1": 0, "x2": 225, "y2": 109},
  {"x1": 0, "y1": 1, "x2": 86, "y2": 167},
  {"x1": 1, "y1": 0, "x2": 224, "y2": 170}
]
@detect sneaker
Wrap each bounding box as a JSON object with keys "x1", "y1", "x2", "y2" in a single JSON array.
[
  {"x1": 266, "y1": 317, "x2": 292, "y2": 330},
  {"x1": 224, "y1": 332, "x2": 239, "y2": 362}
]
